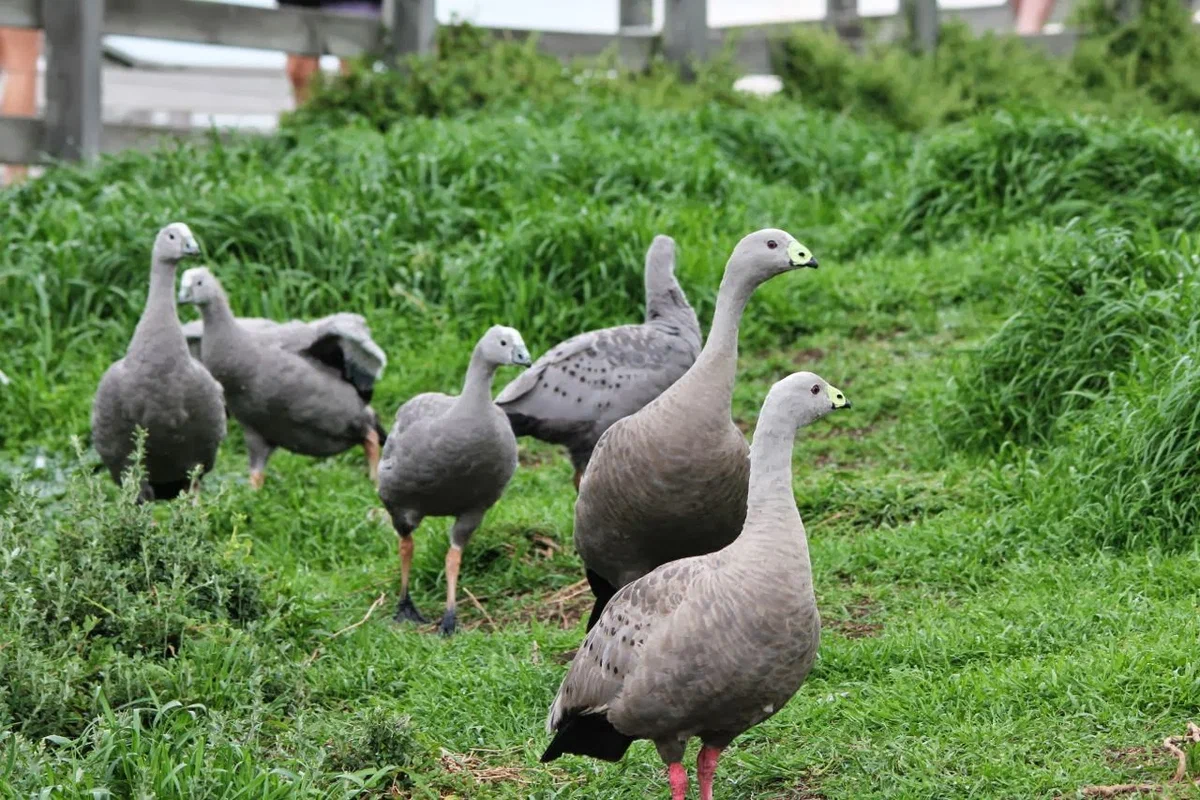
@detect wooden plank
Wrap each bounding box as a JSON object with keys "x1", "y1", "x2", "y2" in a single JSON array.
[
  {"x1": 0, "y1": 115, "x2": 258, "y2": 165},
  {"x1": 488, "y1": 28, "x2": 656, "y2": 69},
  {"x1": 41, "y1": 0, "x2": 103, "y2": 161},
  {"x1": 664, "y1": 0, "x2": 709, "y2": 76},
  {"x1": 0, "y1": 0, "x2": 37, "y2": 28},
  {"x1": 102, "y1": 0, "x2": 383, "y2": 58},
  {"x1": 387, "y1": 0, "x2": 435, "y2": 57}
]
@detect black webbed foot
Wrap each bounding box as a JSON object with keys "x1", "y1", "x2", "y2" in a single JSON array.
[{"x1": 393, "y1": 594, "x2": 428, "y2": 625}]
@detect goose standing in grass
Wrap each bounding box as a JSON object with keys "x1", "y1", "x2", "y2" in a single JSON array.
[
  {"x1": 543, "y1": 371, "x2": 850, "y2": 800},
  {"x1": 91, "y1": 223, "x2": 226, "y2": 501},
  {"x1": 495, "y1": 235, "x2": 701, "y2": 489},
  {"x1": 176, "y1": 267, "x2": 387, "y2": 489},
  {"x1": 377, "y1": 325, "x2": 532, "y2": 636},
  {"x1": 573, "y1": 229, "x2": 819, "y2": 629}
]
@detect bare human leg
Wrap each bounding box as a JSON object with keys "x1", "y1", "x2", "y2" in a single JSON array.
[
  {"x1": 285, "y1": 53, "x2": 321, "y2": 106},
  {"x1": 0, "y1": 27, "x2": 41, "y2": 185}
]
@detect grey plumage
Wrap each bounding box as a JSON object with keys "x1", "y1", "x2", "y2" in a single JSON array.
[
  {"x1": 377, "y1": 325, "x2": 533, "y2": 636},
  {"x1": 176, "y1": 267, "x2": 386, "y2": 489},
  {"x1": 495, "y1": 235, "x2": 701, "y2": 487},
  {"x1": 90, "y1": 223, "x2": 226, "y2": 502},
  {"x1": 543, "y1": 372, "x2": 851, "y2": 800},
  {"x1": 180, "y1": 312, "x2": 386, "y2": 403},
  {"x1": 572, "y1": 229, "x2": 819, "y2": 629}
]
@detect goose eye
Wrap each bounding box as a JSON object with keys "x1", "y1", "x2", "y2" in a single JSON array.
[
  {"x1": 811, "y1": 384, "x2": 820, "y2": 395},
  {"x1": 767, "y1": 240, "x2": 778, "y2": 249},
  {"x1": 168, "y1": 233, "x2": 176, "y2": 240},
  {"x1": 500, "y1": 339, "x2": 508, "y2": 347}
]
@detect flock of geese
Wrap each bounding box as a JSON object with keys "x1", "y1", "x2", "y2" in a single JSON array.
[{"x1": 88, "y1": 221, "x2": 851, "y2": 799}]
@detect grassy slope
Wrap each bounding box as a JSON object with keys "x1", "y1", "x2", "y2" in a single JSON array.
[{"x1": 2, "y1": 101, "x2": 1199, "y2": 799}]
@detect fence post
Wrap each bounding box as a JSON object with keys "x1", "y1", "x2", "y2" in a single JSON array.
[
  {"x1": 827, "y1": 0, "x2": 862, "y2": 41},
  {"x1": 386, "y1": 0, "x2": 436, "y2": 58},
  {"x1": 907, "y1": 0, "x2": 939, "y2": 51},
  {"x1": 619, "y1": 0, "x2": 652, "y2": 30},
  {"x1": 41, "y1": 0, "x2": 103, "y2": 161},
  {"x1": 663, "y1": 0, "x2": 707, "y2": 78}
]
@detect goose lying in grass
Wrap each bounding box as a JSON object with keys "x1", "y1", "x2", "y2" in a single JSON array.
[
  {"x1": 543, "y1": 371, "x2": 850, "y2": 800},
  {"x1": 377, "y1": 325, "x2": 532, "y2": 636},
  {"x1": 91, "y1": 223, "x2": 226, "y2": 502},
  {"x1": 572, "y1": 229, "x2": 819, "y2": 630},
  {"x1": 177, "y1": 267, "x2": 387, "y2": 489},
  {"x1": 495, "y1": 235, "x2": 701, "y2": 489}
]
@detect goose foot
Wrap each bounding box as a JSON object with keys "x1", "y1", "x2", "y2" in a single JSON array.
[
  {"x1": 393, "y1": 594, "x2": 427, "y2": 625},
  {"x1": 249, "y1": 470, "x2": 265, "y2": 490},
  {"x1": 438, "y1": 608, "x2": 457, "y2": 637}
]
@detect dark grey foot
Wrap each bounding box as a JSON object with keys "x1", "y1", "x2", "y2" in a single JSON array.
[
  {"x1": 393, "y1": 594, "x2": 427, "y2": 624},
  {"x1": 439, "y1": 608, "x2": 457, "y2": 637}
]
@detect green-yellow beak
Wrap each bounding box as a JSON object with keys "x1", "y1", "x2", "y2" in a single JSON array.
[
  {"x1": 787, "y1": 239, "x2": 818, "y2": 268},
  {"x1": 828, "y1": 384, "x2": 851, "y2": 410}
]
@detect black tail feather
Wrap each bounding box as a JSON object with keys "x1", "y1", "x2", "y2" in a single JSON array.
[
  {"x1": 584, "y1": 569, "x2": 617, "y2": 632},
  {"x1": 542, "y1": 712, "x2": 635, "y2": 763},
  {"x1": 373, "y1": 415, "x2": 388, "y2": 447}
]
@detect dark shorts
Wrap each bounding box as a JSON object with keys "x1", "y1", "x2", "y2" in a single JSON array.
[{"x1": 277, "y1": 0, "x2": 381, "y2": 15}]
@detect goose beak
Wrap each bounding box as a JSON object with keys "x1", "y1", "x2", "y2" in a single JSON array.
[
  {"x1": 829, "y1": 385, "x2": 850, "y2": 410},
  {"x1": 512, "y1": 346, "x2": 532, "y2": 367},
  {"x1": 182, "y1": 237, "x2": 200, "y2": 257},
  {"x1": 787, "y1": 240, "x2": 818, "y2": 269}
]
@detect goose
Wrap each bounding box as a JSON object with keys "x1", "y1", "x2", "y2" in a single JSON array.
[
  {"x1": 177, "y1": 267, "x2": 386, "y2": 489},
  {"x1": 573, "y1": 229, "x2": 818, "y2": 629},
  {"x1": 495, "y1": 235, "x2": 701, "y2": 489},
  {"x1": 543, "y1": 371, "x2": 850, "y2": 800},
  {"x1": 91, "y1": 223, "x2": 226, "y2": 501},
  {"x1": 377, "y1": 325, "x2": 532, "y2": 636}
]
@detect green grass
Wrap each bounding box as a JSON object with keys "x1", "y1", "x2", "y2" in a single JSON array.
[{"x1": 4, "y1": 40, "x2": 1200, "y2": 799}]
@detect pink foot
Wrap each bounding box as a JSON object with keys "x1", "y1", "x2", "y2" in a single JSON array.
[
  {"x1": 698, "y1": 745, "x2": 723, "y2": 800},
  {"x1": 669, "y1": 761, "x2": 688, "y2": 800}
]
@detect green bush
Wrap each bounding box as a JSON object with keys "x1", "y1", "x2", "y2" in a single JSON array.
[
  {"x1": 0, "y1": 441, "x2": 267, "y2": 737},
  {"x1": 285, "y1": 21, "x2": 749, "y2": 132},
  {"x1": 848, "y1": 111, "x2": 1200, "y2": 253},
  {"x1": 942, "y1": 225, "x2": 1192, "y2": 450}
]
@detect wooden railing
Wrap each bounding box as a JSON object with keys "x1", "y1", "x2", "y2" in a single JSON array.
[{"x1": 0, "y1": 0, "x2": 1139, "y2": 167}]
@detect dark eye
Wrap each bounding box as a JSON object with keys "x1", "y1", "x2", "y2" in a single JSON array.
[
  {"x1": 168, "y1": 233, "x2": 176, "y2": 240},
  {"x1": 767, "y1": 240, "x2": 778, "y2": 249},
  {"x1": 500, "y1": 339, "x2": 508, "y2": 347},
  {"x1": 811, "y1": 384, "x2": 820, "y2": 395}
]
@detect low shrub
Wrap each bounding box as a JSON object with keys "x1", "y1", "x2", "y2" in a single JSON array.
[
  {"x1": 941, "y1": 225, "x2": 1193, "y2": 450},
  {"x1": 0, "y1": 440, "x2": 268, "y2": 737}
]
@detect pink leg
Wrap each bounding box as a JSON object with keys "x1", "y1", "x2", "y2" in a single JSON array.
[
  {"x1": 668, "y1": 762, "x2": 689, "y2": 800},
  {"x1": 698, "y1": 745, "x2": 723, "y2": 800}
]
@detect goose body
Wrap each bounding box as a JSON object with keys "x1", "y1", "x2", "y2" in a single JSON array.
[
  {"x1": 572, "y1": 229, "x2": 819, "y2": 628},
  {"x1": 91, "y1": 223, "x2": 226, "y2": 501},
  {"x1": 377, "y1": 325, "x2": 532, "y2": 636},
  {"x1": 544, "y1": 372, "x2": 851, "y2": 800},
  {"x1": 496, "y1": 235, "x2": 701, "y2": 487},
  {"x1": 177, "y1": 268, "x2": 386, "y2": 489}
]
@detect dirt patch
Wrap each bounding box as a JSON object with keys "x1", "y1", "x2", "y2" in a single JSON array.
[
  {"x1": 464, "y1": 579, "x2": 592, "y2": 635},
  {"x1": 1081, "y1": 722, "x2": 1200, "y2": 797},
  {"x1": 823, "y1": 597, "x2": 883, "y2": 639},
  {"x1": 766, "y1": 772, "x2": 827, "y2": 799},
  {"x1": 518, "y1": 446, "x2": 560, "y2": 469}
]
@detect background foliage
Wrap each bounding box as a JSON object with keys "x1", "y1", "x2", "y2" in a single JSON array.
[{"x1": 2, "y1": 7, "x2": 1200, "y2": 797}]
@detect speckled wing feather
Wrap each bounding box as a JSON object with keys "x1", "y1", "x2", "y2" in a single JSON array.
[
  {"x1": 495, "y1": 324, "x2": 697, "y2": 428},
  {"x1": 547, "y1": 556, "x2": 710, "y2": 731}
]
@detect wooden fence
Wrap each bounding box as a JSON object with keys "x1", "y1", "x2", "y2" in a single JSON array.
[{"x1": 0, "y1": 0, "x2": 1165, "y2": 167}]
